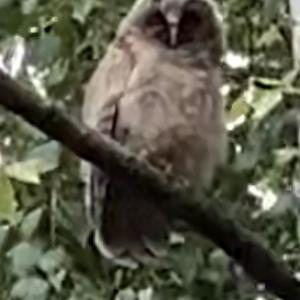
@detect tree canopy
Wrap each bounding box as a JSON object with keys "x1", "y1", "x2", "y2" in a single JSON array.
[{"x1": 0, "y1": 0, "x2": 299, "y2": 300}]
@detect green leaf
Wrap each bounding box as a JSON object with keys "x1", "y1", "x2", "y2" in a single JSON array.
[
  {"x1": 19, "y1": 122, "x2": 47, "y2": 140},
  {"x1": 8, "y1": 241, "x2": 43, "y2": 276},
  {"x1": 0, "y1": 171, "x2": 17, "y2": 222},
  {"x1": 200, "y1": 269, "x2": 223, "y2": 284},
  {"x1": 47, "y1": 59, "x2": 70, "y2": 86},
  {"x1": 38, "y1": 247, "x2": 67, "y2": 275},
  {"x1": 254, "y1": 77, "x2": 282, "y2": 87},
  {"x1": 20, "y1": 207, "x2": 44, "y2": 239},
  {"x1": 25, "y1": 141, "x2": 61, "y2": 164},
  {"x1": 274, "y1": 148, "x2": 300, "y2": 166},
  {"x1": 171, "y1": 245, "x2": 204, "y2": 284},
  {"x1": 11, "y1": 277, "x2": 50, "y2": 300},
  {"x1": 0, "y1": 6, "x2": 23, "y2": 34},
  {"x1": 4, "y1": 141, "x2": 61, "y2": 184},
  {"x1": 209, "y1": 249, "x2": 230, "y2": 271},
  {"x1": 31, "y1": 33, "x2": 61, "y2": 67},
  {"x1": 296, "y1": 218, "x2": 300, "y2": 246},
  {"x1": 72, "y1": 0, "x2": 97, "y2": 24},
  {"x1": 226, "y1": 97, "x2": 250, "y2": 128},
  {"x1": 0, "y1": 225, "x2": 9, "y2": 251},
  {"x1": 55, "y1": 200, "x2": 91, "y2": 245},
  {"x1": 115, "y1": 288, "x2": 136, "y2": 300},
  {"x1": 250, "y1": 87, "x2": 283, "y2": 121},
  {"x1": 234, "y1": 147, "x2": 260, "y2": 172},
  {"x1": 0, "y1": 0, "x2": 14, "y2": 8},
  {"x1": 21, "y1": 0, "x2": 38, "y2": 15},
  {"x1": 256, "y1": 25, "x2": 282, "y2": 48},
  {"x1": 69, "y1": 272, "x2": 103, "y2": 299},
  {"x1": 4, "y1": 159, "x2": 47, "y2": 184},
  {"x1": 263, "y1": 0, "x2": 282, "y2": 23},
  {"x1": 137, "y1": 288, "x2": 153, "y2": 300},
  {"x1": 49, "y1": 269, "x2": 67, "y2": 292}
]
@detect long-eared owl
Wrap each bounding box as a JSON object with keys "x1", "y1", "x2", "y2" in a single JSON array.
[{"x1": 81, "y1": 0, "x2": 226, "y2": 267}]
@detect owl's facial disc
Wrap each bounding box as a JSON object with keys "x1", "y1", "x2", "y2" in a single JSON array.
[{"x1": 141, "y1": 0, "x2": 218, "y2": 50}]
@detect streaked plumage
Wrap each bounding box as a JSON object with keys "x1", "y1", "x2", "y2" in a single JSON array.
[{"x1": 81, "y1": 0, "x2": 226, "y2": 267}]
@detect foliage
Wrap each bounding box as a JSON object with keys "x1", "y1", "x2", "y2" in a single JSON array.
[{"x1": 0, "y1": 0, "x2": 298, "y2": 299}]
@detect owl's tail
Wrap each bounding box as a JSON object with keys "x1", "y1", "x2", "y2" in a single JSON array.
[{"x1": 88, "y1": 167, "x2": 170, "y2": 268}]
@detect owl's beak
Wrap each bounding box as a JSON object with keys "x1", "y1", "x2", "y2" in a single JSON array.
[
  {"x1": 164, "y1": 12, "x2": 180, "y2": 47},
  {"x1": 169, "y1": 24, "x2": 178, "y2": 47}
]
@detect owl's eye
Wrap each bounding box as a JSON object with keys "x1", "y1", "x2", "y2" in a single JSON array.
[
  {"x1": 177, "y1": 10, "x2": 203, "y2": 45},
  {"x1": 144, "y1": 11, "x2": 169, "y2": 45}
]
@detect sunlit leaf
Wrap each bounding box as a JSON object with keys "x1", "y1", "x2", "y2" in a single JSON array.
[
  {"x1": 254, "y1": 77, "x2": 282, "y2": 87},
  {"x1": 0, "y1": 35, "x2": 26, "y2": 77},
  {"x1": 4, "y1": 159, "x2": 44, "y2": 184},
  {"x1": 4, "y1": 141, "x2": 61, "y2": 184},
  {"x1": 20, "y1": 207, "x2": 44, "y2": 239},
  {"x1": 0, "y1": 171, "x2": 17, "y2": 222},
  {"x1": 250, "y1": 87, "x2": 283, "y2": 121},
  {"x1": 248, "y1": 182, "x2": 279, "y2": 213},
  {"x1": 226, "y1": 97, "x2": 250, "y2": 129},
  {"x1": 224, "y1": 51, "x2": 250, "y2": 69}
]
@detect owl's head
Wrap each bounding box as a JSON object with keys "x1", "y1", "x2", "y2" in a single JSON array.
[{"x1": 118, "y1": 0, "x2": 224, "y2": 65}]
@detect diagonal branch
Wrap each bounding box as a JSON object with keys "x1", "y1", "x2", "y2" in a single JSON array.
[{"x1": 0, "y1": 70, "x2": 299, "y2": 300}]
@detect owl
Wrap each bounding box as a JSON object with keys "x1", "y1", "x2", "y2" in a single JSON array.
[{"x1": 81, "y1": 0, "x2": 226, "y2": 267}]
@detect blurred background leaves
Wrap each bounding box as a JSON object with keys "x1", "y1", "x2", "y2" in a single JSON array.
[{"x1": 0, "y1": 0, "x2": 299, "y2": 299}]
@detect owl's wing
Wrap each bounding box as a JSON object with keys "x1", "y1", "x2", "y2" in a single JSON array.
[
  {"x1": 81, "y1": 40, "x2": 134, "y2": 236},
  {"x1": 81, "y1": 37, "x2": 170, "y2": 266},
  {"x1": 82, "y1": 41, "x2": 134, "y2": 129}
]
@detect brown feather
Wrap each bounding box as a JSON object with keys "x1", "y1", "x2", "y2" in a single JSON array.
[{"x1": 81, "y1": 0, "x2": 226, "y2": 267}]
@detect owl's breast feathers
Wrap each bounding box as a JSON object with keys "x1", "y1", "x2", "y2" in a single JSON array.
[{"x1": 113, "y1": 31, "x2": 226, "y2": 189}]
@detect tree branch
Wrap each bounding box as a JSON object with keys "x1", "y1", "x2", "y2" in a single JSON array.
[{"x1": 0, "y1": 70, "x2": 299, "y2": 300}]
